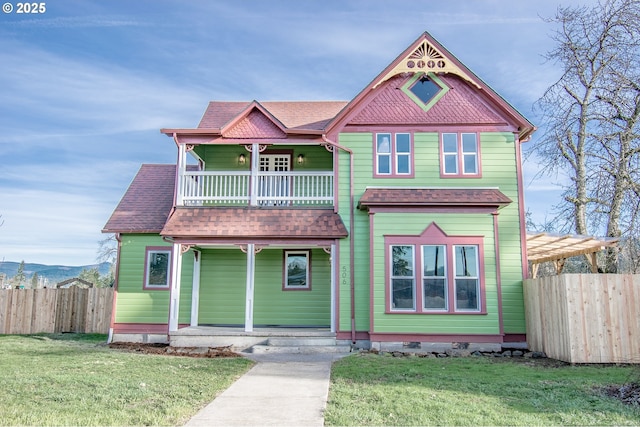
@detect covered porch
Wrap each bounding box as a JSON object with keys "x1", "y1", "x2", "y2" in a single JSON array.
[{"x1": 162, "y1": 208, "x2": 348, "y2": 346}]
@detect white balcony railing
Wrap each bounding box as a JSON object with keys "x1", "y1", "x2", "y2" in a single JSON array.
[{"x1": 178, "y1": 170, "x2": 334, "y2": 206}]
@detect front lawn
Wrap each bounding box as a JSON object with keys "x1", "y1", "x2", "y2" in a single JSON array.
[
  {"x1": 0, "y1": 334, "x2": 253, "y2": 426},
  {"x1": 325, "y1": 352, "x2": 640, "y2": 426}
]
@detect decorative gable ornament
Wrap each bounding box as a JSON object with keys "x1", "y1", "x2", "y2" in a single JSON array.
[
  {"x1": 375, "y1": 40, "x2": 480, "y2": 89},
  {"x1": 221, "y1": 102, "x2": 287, "y2": 139}
]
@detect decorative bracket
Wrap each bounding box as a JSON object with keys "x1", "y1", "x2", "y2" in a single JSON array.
[
  {"x1": 180, "y1": 244, "x2": 194, "y2": 254},
  {"x1": 244, "y1": 144, "x2": 269, "y2": 153},
  {"x1": 321, "y1": 143, "x2": 335, "y2": 153}
]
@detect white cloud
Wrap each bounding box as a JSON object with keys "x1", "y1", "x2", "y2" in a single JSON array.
[
  {"x1": 0, "y1": 188, "x2": 113, "y2": 265},
  {"x1": 0, "y1": 43, "x2": 207, "y2": 135}
]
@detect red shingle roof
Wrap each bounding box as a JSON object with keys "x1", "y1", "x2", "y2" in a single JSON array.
[
  {"x1": 161, "y1": 207, "x2": 348, "y2": 240},
  {"x1": 102, "y1": 164, "x2": 175, "y2": 233},
  {"x1": 358, "y1": 188, "x2": 512, "y2": 210},
  {"x1": 198, "y1": 101, "x2": 348, "y2": 131}
]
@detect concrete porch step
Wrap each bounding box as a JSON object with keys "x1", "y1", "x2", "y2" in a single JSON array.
[{"x1": 247, "y1": 337, "x2": 352, "y2": 354}]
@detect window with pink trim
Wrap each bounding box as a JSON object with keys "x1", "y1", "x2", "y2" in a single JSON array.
[
  {"x1": 387, "y1": 225, "x2": 485, "y2": 314},
  {"x1": 143, "y1": 247, "x2": 172, "y2": 290},
  {"x1": 375, "y1": 133, "x2": 413, "y2": 177},
  {"x1": 441, "y1": 133, "x2": 480, "y2": 177}
]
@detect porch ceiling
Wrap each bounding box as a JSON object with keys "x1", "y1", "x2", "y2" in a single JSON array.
[
  {"x1": 161, "y1": 207, "x2": 348, "y2": 240},
  {"x1": 526, "y1": 232, "x2": 619, "y2": 265}
]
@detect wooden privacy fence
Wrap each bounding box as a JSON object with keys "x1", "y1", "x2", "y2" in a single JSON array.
[
  {"x1": 524, "y1": 274, "x2": 640, "y2": 364},
  {"x1": 0, "y1": 288, "x2": 113, "y2": 334}
]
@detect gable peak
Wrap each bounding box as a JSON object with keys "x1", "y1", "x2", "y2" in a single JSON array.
[{"x1": 375, "y1": 33, "x2": 479, "y2": 89}]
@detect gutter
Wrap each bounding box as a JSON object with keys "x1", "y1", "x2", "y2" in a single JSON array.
[{"x1": 322, "y1": 134, "x2": 356, "y2": 345}]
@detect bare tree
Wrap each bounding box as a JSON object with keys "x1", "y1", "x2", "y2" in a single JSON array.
[
  {"x1": 97, "y1": 234, "x2": 117, "y2": 264},
  {"x1": 530, "y1": 0, "x2": 640, "y2": 272}
]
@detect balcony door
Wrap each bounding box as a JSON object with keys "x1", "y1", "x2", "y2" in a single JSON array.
[{"x1": 259, "y1": 153, "x2": 291, "y2": 205}]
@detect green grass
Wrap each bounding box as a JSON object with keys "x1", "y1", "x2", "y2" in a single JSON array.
[
  {"x1": 325, "y1": 352, "x2": 640, "y2": 426},
  {"x1": 0, "y1": 334, "x2": 253, "y2": 426}
]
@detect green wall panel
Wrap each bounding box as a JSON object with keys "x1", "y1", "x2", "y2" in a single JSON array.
[
  {"x1": 197, "y1": 249, "x2": 247, "y2": 325},
  {"x1": 253, "y1": 248, "x2": 331, "y2": 326},
  {"x1": 196, "y1": 248, "x2": 331, "y2": 326},
  {"x1": 337, "y1": 131, "x2": 526, "y2": 336},
  {"x1": 116, "y1": 234, "x2": 193, "y2": 324},
  {"x1": 198, "y1": 144, "x2": 333, "y2": 171},
  {"x1": 371, "y1": 213, "x2": 499, "y2": 334}
]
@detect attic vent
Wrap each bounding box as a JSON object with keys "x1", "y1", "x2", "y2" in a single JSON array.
[{"x1": 406, "y1": 42, "x2": 446, "y2": 70}]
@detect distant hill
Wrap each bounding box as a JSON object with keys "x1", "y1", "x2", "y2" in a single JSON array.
[{"x1": 0, "y1": 261, "x2": 111, "y2": 285}]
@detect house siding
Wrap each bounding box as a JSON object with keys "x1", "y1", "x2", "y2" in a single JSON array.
[
  {"x1": 196, "y1": 248, "x2": 331, "y2": 327},
  {"x1": 254, "y1": 248, "x2": 331, "y2": 326},
  {"x1": 337, "y1": 131, "x2": 526, "y2": 337},
  {"x1": 371, "y1": 213, "x2": 499, "y2": 334},
  {"x1": 197, "y1": 144, "x2": 334, "y2": 171},
  {"x1": 197, "y1": 249, "x2": 247, "y2": 325},
  {"x1": 116, "y1": 234, "x2": 193, "y2": 324}
]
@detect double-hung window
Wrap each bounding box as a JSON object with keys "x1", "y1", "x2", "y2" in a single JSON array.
[
  {"x1": 375, "y1": 133, "x2": 413, "y2": 177},
  {"x1": 441, "y1": 133, "x2": 480, "y2": 177},
  {"x1": 454, "y1": 245, "x2": 480, "y2": 310},
  {"x1": 144, "y1": 247, "x2": 172, "y2": 290},
  {"x1": 387, "y1": 226, "x2": 484, "y2": 314},
  {"x1": 422, "y1": 245, "x2": 447, "y2": 310},
  {"x1": 390, "y1": 245, "x2": 415, "y2": 310}
]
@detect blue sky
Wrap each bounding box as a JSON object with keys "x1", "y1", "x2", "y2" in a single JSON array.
[{"x1": 0, "y1": 0, "x2": 593, "y2": 266}]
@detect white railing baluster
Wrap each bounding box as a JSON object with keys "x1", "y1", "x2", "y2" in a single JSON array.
[{"x1": 179, "y1": 170, "x2": 333, "y2": 206}]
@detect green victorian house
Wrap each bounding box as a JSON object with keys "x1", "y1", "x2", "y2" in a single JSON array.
[{"x1": 103, "y1": 31, "x2": 535, "y2": 352}]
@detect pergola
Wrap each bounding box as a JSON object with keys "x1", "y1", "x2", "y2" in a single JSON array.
[{"x1": 526, "y1": 232, "x2": 620, "y2": 278}]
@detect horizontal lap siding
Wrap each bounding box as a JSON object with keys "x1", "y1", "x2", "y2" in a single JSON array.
[
  {"x1": 116, "y1": 234, "x2": 193, "y2": 324},
  {"x1": 337, "y1": 131, "x2": 526, "y2": 336},
  {"x1": 372, "y1": 213, "x2": 499, "y2": 334},
  {"x1": 197, "y1": 248, "x2": 331, "y2": 326},
  {"x1": 198, "y1": 250, "x2": 246, "y2": 325},
  {"x1": 338, "y1": 136, "x2": 372, "y2": 332},
  {"x1": 254, "y1": 249, "x2": 330, "y2": 326},
  {"x1": 480, "y1": 133, "x2": 525, "y2": 334}
]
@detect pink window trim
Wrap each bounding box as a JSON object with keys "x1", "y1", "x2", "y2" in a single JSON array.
[
  {"x1": 143, "y1": 246, "x2": 173, "y2": 291},
  {"x1": 374, "y1": 132, "x2": 415, "y2": 178},
  {"x1": 439, "y1": 132, "x2": 482, "y2": 179},
  {"x1": 282, "y1": 249, "x2": 312, "y2": 291},
  {"x1": 384, "y1": 223, "x2": 486, "y2": 315}
]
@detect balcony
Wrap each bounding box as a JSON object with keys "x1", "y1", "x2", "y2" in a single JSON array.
[{"x1": 177, "y1": 170, "x2": 334, "y2": 207}]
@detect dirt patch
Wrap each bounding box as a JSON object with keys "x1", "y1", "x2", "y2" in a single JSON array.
[
  {"x1": 601, "y1": 383, "x2": 640, "y2": 407},
  {"x1": 108, "y1": 342, "x2": 242, "y2": 358}
]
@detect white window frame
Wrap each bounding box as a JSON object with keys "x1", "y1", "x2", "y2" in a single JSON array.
[
  {"x1": 375, "y1": 133, "x2": 413, "y2": 177},
  {"x1": 283, "y1": 250, "x2": 311, "y2": 290},
  {"x1": 441, "y1": 133, "x2": 480, "y2": 177},
  {"x1": 453, "y1": 245, "x2": 480, "y2": 312},
  {"x1": 144, "y1": 247, "x2": 172, "y2": 290},
  {"x1": 390, "y1": 245, "x2": 416, "y2": 311},
  {"x1": 421, "y1": 245, "x2": 448, "y2": 311}
]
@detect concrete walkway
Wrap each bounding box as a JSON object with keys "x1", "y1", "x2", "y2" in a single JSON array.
[{"x1": 184, "y1": 352, "x2": 349, "y2": 426}]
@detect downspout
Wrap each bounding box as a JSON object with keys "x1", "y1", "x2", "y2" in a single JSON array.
[
  {"x1": 492, "y1": 212, "x2": 504, "y2": 338},
  {"x1": 107, "y1": 233, "x2": 122, "y2": 344},
  {"x1": 322, "y1": 134, "x2": 356, "y2": 344}
]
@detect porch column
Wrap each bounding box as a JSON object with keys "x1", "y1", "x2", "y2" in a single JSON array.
[
  {"x1": 330, "y1": 243, "x2": 337, "y2": 333},
  {"x1": 168, "y1": 243, "x2": 183, "y2": 332},
  {"x1": 176, "y1": 143, "x2": 187, "y2": 206},
  {"x1": 244, "y1": 244, "x2": 255, "y2": 332},
  {"x1": 190, "y1": 250, "x2": 201, "y2": 327},
  {"x1": 249, "y1": 143, "x2": 259, "y2": 206}
]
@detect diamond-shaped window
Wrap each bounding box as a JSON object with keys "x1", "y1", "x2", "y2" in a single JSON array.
[
  {"x1": 401, "y1": 72, "x2": 449, "y2": 112},
  {"x1": 410, "y1": 76, "x2": 441, "y2": 104}
]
